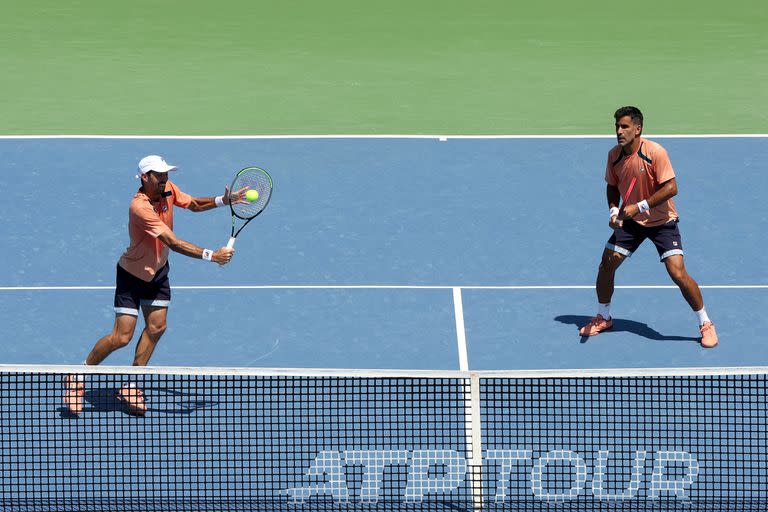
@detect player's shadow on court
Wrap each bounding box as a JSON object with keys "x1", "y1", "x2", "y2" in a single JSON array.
[
  {"x1": 554, "y1": 315, "x2": 700, "y2": 344},
  {"x1": 58, "y1": 387, "x2": 219, "y2": 418}
]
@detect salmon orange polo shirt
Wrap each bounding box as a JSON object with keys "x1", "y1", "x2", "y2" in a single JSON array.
[
  {"x1": 118, "y1": 181, "x2": 192, "y2": 281},
  {"x1": 605, "y1": 138, "x2": 679, "y2": 227}
]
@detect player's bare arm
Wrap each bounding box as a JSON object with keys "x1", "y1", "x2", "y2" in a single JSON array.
[
  {"x1": 607, "y1": 184, "x2": 622, "y2": 229},
  {"x1": 606, "y1": 184, "x2": 621, "y2": 209},
  {"x1": 186, "y1": 186, "x2": 248, "y2": 212},
  {"x1": 157, "y1": 229, "x2": 233, "y2": 264}
]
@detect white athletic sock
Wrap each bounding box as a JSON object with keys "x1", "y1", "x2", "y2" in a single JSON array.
[
  {"x1": 695, "y1": 307, "x2": 711, "y2": 326},
  {"x1": 598, "y1": 303, "x2": 611, "y2": 320}
]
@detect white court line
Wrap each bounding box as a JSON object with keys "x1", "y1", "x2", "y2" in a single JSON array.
[
  {"x1": 1, "y1": 284, "x2": 766, "y2": 291},
  {"x1": 453, "y1": 287, "x2": 469, "y2": 371},
  {"x1": 0, "y1": 134, "x2": 765, "y2": 140}
]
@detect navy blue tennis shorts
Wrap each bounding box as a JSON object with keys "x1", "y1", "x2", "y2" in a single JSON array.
[
  {"x1": 114, "y1": 262, "x2": 171, "y2": 316},
  {"x1": 605, "y1": 218, "x2": 684, "y2": 261}
]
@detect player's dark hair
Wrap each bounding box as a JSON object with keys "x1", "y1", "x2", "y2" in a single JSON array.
[{"x1": 614, "y1": 106, "x2": 643, "y2": 127}]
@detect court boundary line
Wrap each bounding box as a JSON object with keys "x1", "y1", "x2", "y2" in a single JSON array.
[
  {"x1": 0, "y1": 134, "x2": 766, "y2": 140},
  {"x1": 2, "y1": 364, "x2": 767, "y2": 377},
  {"x1": 452, "y1": 288, "x2": 469, "y2": 371},
  {"x1": 1, "y1": 285, "x2": 766, "y2": 291}
]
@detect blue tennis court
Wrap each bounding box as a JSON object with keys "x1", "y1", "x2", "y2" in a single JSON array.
[
  {"x1": 1, "y1": 136, "x2": 767, "y2": 511},
  {"x1": 0, "y1": 136, "x2": 766, "y2": 369}
]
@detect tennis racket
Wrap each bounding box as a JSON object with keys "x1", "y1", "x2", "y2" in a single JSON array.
[
  {"x1": 226, "y1": 166, "x2": 273, "y2": 249},
  {"x1": 621, "y1": 176, "x2": 637, "y2": 213},
  {"x1": 614, "y1": 176, "x2": 637, "y2": 228}
]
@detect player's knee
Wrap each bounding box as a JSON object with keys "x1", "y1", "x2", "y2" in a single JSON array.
[
  {"x1": 112, "y1": 315, "x2": 137, "y2": 347},
  {"x1": 599, "y1": 253, "x2": 622, "y2": 273},
  {"x1": 666, "y1": 264, "x2": 687, "y2": 284},
  {"x1": 146, "y1": 323, "x2": 167, "y2": 340},
  {"x1": 112, "y1": 331, "x2": 133, "y2": 348}
]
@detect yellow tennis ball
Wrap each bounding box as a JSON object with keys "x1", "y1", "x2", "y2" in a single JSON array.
[{"x1": 245, "y1": 189, "x2": 259, "y2": 202}]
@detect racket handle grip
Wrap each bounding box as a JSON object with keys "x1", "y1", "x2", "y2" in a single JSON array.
[{"x1": 218, "y1": 237, "x2": 237, "y2": 268}]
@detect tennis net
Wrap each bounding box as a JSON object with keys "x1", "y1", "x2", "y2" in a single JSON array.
[{"x1": 1, "y1": 365, "x2": 766, "y2": 511}]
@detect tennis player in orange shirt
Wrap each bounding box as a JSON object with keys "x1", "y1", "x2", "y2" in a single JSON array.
[
  {"x1": 579, "y1": 107, "x2": 718, "y2": 348},
  {"x1": 64, "y1": 155, "x2": 243, "y2": 415}
]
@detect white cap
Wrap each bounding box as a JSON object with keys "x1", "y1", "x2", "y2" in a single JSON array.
[{"x1": 137, "y1": 155, "x2": 178, "y2": 177}]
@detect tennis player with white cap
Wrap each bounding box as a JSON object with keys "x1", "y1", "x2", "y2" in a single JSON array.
[{"x1": 63, "y1": 155, "x2": 243, "y2": 416}]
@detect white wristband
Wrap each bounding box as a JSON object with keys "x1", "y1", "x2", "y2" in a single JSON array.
[
  {"x1": 214, "y1": 195, "x2": 225, "y2": 207},
  {"x1": 637, "y1": 200, "x2": 650, "y2": 214},
  {"x1": 609, "y1": 207, "x2": 620, "y2": 218},
  {"x1": 202, "y1": 249, "x2": 213, "y2": 261}
]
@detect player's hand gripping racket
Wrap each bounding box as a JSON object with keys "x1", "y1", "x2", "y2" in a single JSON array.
[{"x1": 226, "y1": 166, "x2": 273, "y2": 249}]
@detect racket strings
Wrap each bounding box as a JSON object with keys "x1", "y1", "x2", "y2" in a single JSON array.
[{"x1": 231, "y1": 168, "x2": 272, "y2": 219}]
